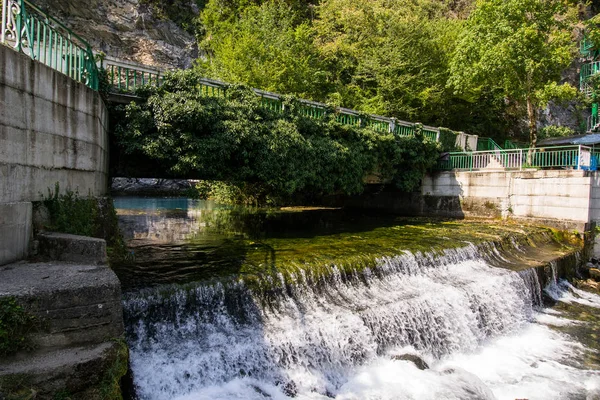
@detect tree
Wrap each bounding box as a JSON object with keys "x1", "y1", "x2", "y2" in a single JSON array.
[
  {"x1": 198, "y1": 0, "x2": 328, "y2": 100},
  {"x1": 313, "y1": 0, "x2": 464, "y2": 120},
  {"x1": 448, "y1": 0, "x2": 577, "y2": 148}
]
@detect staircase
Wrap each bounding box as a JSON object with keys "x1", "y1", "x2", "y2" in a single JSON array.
[{"x1": 580, "y1": 38, "x2": 600, "y2": 132}]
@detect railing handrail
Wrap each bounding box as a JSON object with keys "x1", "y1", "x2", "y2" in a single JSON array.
[
  {"x1": 21, "y1": 0, "x2": 90, "y2": 48},
  {"x1": 1, "y1": 0, "x2": 98, "y2": 89},
  {"x1": 445, "y1": 144, "x2": 593, "y2": 155},
  {"x1": 438, "y1": 145, "x2": 595, "y2": 171},
  {"x1": 104, "y1": 57, "x2": 441, "y2": 139},
  {"x1": 102, "y1": 56, "x2": 163, "y2": 75}
]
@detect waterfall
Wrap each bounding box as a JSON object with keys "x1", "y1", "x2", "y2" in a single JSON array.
[{"x1": 123, "y1": 244, "x2": 585, "y2": 400}]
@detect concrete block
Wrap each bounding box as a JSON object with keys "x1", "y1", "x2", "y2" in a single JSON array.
[
  {"x1": 0, "y1": 261, "x2": 124, "y2": 348},
  {"x1": 37, "y1": 232, "x2": 107, "y2": 264},
  {"x1": 0, "y1": 202, "x2": 32, "y2": 266}
]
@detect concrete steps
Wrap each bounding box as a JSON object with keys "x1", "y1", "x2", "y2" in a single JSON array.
[{"x1": 0, "y1": 342, "x2": 125, "y2": 399}]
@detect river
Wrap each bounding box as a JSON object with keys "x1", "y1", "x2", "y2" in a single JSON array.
[{"x1": 113, "y1": 197, "x2": 600, "y2": 400}]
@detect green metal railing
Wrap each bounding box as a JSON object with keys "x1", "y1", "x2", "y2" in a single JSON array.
[
  {"x1": 503, "y1": 140, "x2": 527, "y2": 150},
  {"x1": 1, "y1": 0, "x2": 98, "y2": 89},
  {"x1": 581, "y1": 35, "x2": 595, "y2": 57},
  {"x1": 437, "y1": 145, "x2": 595, "y2": 171},
  {"x1": 99, "y1": 56, "x2": 442, "y2": 142},
  {"x1": 103, "y1": 60, "x2": 163, "y2": 92},
  {"x1": 476, "y1": 137, "x2": 503, "y2": 151},
  {"x1": 580, "y1": 61, "x2": 600, "y2": 97}
]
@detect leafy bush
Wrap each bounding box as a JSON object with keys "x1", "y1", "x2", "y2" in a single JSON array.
[
  {"x1": 114, "y1": 70, "x2": 440, "y2": 205},
  {"x1": 539, "y1": 125, "x2": 575, "y2": 139},
  {"x1": 41, "y1": 184, "x2": 127, "y2": 262},
  {"x1": 0, "y1": 297, "x2": 37, "y2": 356}
]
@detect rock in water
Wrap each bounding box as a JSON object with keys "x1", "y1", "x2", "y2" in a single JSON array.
[
  {"x1": 391, "y1": 353, "x2": 430, "y2": 370},
  {"x1": 282, "y1": 380, "x2": 298, "y2": 397}
]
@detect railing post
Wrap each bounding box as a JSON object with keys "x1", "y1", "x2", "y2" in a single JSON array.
[
  {"x1": 1, "y1": 0, "x2": 8, "y2": 44},
  {"x1": 578, "y1": 145, "x2": 582, "y2": 170},
  {"x1": 519, "y1": 149, "x2": 523, "y2": 171}
]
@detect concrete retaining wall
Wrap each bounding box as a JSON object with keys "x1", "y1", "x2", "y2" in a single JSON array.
[
  {"x1": 0, "y1": 45, "x2": 109, "y2": 265},
  {"x1": 422, "y1": 170, "x2": 596, "y2": 231}
]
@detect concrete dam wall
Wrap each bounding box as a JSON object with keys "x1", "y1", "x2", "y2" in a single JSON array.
[{"x1": 0, "y1": 44, "x2": 109, "y2": 265}]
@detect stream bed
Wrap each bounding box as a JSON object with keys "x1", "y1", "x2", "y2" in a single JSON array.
[{"x1": 113, "y1": 197, "x2": 600, "y2": 400}]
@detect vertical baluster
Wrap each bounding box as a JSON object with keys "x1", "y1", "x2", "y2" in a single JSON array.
[
  {"x1": 68, "y1": 41, "x2": 73, "y2": 79},
  {"x1": 59, "y1": 35, "x2": 63, "y2": 74},
  {"x1": 79, "y1": 48, "x2": 83, "y2": 82},
  {"x1": 41, "y1": 23, "x2": 46, "y2": 64},
  {"x1": 36, "y1": 18, "x2": 41, "y2": 61},
  {"x1": 48, "y1": 28, "x2": 53, "y2": 68},
  {"x1": 117, "y1": 66, "x2": 122, "y2": 90}
]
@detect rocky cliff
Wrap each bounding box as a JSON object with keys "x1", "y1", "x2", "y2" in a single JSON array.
[{"x1": 34, "y1": 0, "x2": 199, "y2": 70}]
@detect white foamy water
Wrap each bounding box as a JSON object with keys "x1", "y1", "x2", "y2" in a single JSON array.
[{"x1": 123, "y1": 247, "x2": 600, "y2": 400}]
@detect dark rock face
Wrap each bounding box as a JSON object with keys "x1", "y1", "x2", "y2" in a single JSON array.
[
  {"x1": 111, "y1": 177, "x2": 194, "y2": 196},
  {"x1": 391, "y1": 353, "x2": 430, "y2": 370},
  {"x1": 32, "y1": 0, "x2": 199, "y2": 70}
]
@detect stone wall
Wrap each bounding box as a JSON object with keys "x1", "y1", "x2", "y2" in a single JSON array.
[
  {"x1": 422, "y1": 170, "x2": 596, "y2": 231},
  {"x1": 0, "y1": 45, "x2": 109, "y2": 265}
]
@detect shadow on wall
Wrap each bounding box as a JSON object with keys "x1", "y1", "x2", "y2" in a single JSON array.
[
  {"x1": 321, "y1": 180, "x2": 466, "y2": 219},
  {"x1": 420, "y1": 170, "x2": 466, "y2": 219}
]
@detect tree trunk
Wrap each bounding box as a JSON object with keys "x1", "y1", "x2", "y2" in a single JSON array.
[{"x1": 526, "y1": 96, "x2": 537, "y2": 165}]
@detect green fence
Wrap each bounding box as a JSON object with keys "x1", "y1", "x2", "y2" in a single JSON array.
[
  {"x1": 104, "y1": 60, "x2": 162, "y2": 92},
  {"x1": 476, "y1": 137, "x2": 503, "y2": 151},
  {"x1": 581, "y1": 35, "x2": 595, "y2": 57},
  {"x1": 1, "y1": 0, "x2": 98, "y2": 89},
  {"x1": 100, "y1": 58, "x2": 443, "y2": 142},
  {"x1": 437, "y1": 145, "x2": 595, "y2": 171}
]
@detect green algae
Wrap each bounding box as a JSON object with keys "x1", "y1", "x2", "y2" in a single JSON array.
[{"x1": 113, "y1": 200, "x2": 582, "y2": 291}]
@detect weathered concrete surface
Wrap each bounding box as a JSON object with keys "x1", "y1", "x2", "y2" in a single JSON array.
[
  {"x1": 37, "y1": 232, "x2": 107, "y2": 264},
  {"x1": 0, "y1": 341, "x2": 126, "y2": 399},
  {"x1": 421, "y1": 170, "x2": 596, "y2": 231},
  {"x1": 0, "y1": 44, "x2": 109, "y2": 265},
  {"x1": 0, "y1": 261, "x2": 123, "y2": 349},
  {"x1": 0, "y1": 202, "x2": 32, "y2": 263}
]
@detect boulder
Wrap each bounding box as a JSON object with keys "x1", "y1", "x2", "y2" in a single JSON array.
[
  {"x1": 392, "y1": 353, "x2": 429, "y2": 370},
  {"x1": 589, "y1": 268, "x2": 600, "y2": 281}
]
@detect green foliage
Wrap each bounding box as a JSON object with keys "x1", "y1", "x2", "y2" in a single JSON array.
[
  {"x1": 41, "y1": 183, "x2": 128, "y2": 262},
  {"x1": 539, "y1": 125, "x2": 575, "y2": 139},
  {"x1": 98, "y1": 339, "x2": 129, "y2": 400},
  {"x1": 438, "y1": 127, "x2": 460, "y2": 152},
  {"x1": 43, "y1": 183, "x2": 98, "y2": 237},
  {"x1": 195, "y1": 0, "x2": 528, "y2": 139},
  {"x1": 192, "y1": 181, "x2": 278, "y2": 206},
  {"x1": 198, "y1": 0, "x2": 328, "y2": 99},
  {"x1": 0, "y1": 297, "x2": 37, "y2": 357},
  {"x1": 115, "y1": 70, "x2": 439, "y2": 204},
  {"x1": 449, "y1": 0, "x2": 577, "y2": 146}
]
